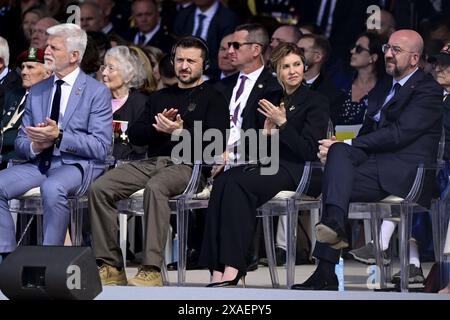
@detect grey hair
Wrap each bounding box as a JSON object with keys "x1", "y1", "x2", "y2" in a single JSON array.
[
  {"x1": 46, "y1": 23, "x2": 87, "y2": 64},
  {"x1": 0, "y1": 36, "x2": 10, "y2": 67},
  {"x1": 105, "y1": 46, "x2": 145, "y2": 89},
  {"x1": 235, "y1": 23, "x2": 270, "y2": 55}
]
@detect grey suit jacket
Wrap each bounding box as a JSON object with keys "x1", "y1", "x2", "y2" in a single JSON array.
[{"x1": 15, "y1": 69, "x2": 113, "y2": 174}]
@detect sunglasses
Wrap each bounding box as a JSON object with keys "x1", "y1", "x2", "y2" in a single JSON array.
[
  {"x1": 352, "y1": 44, "x2": 370, "y2": 54},
  {"x1": 227, "y1": 41, "x2": 261, "y2": 50}
]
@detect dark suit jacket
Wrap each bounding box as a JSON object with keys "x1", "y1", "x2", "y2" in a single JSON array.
[
  {"x1": 354, "y1": 69, "x2": 443, "y2": 206},
  {"x1": 0, "y1": 69, "x2": 22, "y2": 113},
  {"x1": 129, "y1": 27, "x2": 175, "y2": 53},
  {"x1": 309, "y1": 73, "x2": 346, "y2": 126},
  {"x1": 277, "y1": 85, "x2": 330, "y2": 192},
  {"x1": 172, "y1": 2, "x2": 240, "y2": 79},
  {"x1": 212, "y1": 67, "x2": 282, "y2": 132},
  {"x1": 0, "y1": 87, "x2": 26, "y2": 165}
]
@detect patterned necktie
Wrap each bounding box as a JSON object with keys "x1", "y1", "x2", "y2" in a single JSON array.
[
  {"x1": 231, "y1": 75, "x2": 248, "y2": 125},
  {"x1": 38, "y1": 79, "x2": 64, "y2": 173}
]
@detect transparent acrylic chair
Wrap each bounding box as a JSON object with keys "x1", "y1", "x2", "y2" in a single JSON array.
[
  {"x1": 348, "y1": 163, "x2": 444, "y2": 292},
  {"x1": 9, "y1": 159, "x2": 109, "y2": 246},
  {"x1": 257, "y1": 161, "x2": 322, "y2": 289},
  {"x1": 116, "y1": 162, "x2": 206, "y2": 286}
]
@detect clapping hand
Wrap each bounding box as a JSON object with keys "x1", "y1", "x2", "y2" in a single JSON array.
[{"x1": 153, "y1": 112, "x2": 184, "y2": 134}]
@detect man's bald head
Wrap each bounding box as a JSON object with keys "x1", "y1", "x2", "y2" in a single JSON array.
[
  {"x1": 390, "y1": 30, "x2": 423, "y2": 55},
  {"x1": 384, "y1": 29, "x2": 423, "y2": 80}
]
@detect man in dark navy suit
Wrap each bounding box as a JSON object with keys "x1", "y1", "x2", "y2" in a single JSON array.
[
  {"x1": 173, "y1": 0, "x2": 240, "y2": 79},
  {"x1": 292, "y1": 29, "x2": 443, "y2": 290}
]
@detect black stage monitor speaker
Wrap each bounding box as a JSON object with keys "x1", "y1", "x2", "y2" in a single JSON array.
[{"x1": 0, "y1": 246, "x2": 102, "y2": 300}]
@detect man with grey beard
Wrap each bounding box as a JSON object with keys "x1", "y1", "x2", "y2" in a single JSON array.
[
  {"x1": 0, "y1": 23, "x2": 112, "y2": 261},
  {"x1": 293, "y1": 29, "x2": 444, "y2": 291}
]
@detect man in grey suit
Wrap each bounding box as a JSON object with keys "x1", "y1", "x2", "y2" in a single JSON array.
[{"x1": 0, "y1": 23, "x2": 112, "y2": 260}]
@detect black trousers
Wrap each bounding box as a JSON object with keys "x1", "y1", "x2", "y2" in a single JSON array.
[
  {"x1": 313, "y1": 143, "x2": 389, "y2": 264},
  {"x1": 199, "y1": 165, "x2": 296, "y2": 274}
]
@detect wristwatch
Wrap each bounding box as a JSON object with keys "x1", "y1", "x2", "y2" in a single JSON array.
[{"x1": 55, "y1": 130, "x2": 63, "y2": 148}]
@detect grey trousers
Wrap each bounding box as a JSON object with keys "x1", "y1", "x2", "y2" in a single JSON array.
[{"x1": 89, "y1": 156, "x2": 192, "y2": 268}]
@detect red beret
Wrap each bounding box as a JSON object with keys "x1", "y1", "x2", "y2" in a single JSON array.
[{"x1": 17, "y1": 47, "x2": 45, "y2": 65}]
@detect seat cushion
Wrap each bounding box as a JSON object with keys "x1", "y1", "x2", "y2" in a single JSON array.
[
  {"x1": 19, "y1": 187, "x2": 41, "y2": 198},
  {"x1": 380, "y1": 195, "x2": 404, "y2": 204},
  {"x1": 130, "y1": 189, "x2": 145, "y2": 197}
]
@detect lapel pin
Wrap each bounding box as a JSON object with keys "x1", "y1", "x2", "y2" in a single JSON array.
[
  {"x1": 6, "y1": 111, "x2": 11, "y2": 116},
  {"x1": 258, "y1": 84, "x2": 263, "y2": 89},
  {"x1": 289, "y1": 106, "x2": 295, "y2": 111},
  {"x1": 75, "y1": 87, "x2": 82, "y2": 96}
]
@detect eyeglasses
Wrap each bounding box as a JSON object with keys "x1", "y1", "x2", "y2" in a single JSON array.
[
  {"x1": 227, "y1": 41, "x2": 261, "y2": 50},
  {"x1": 352, "y1": 44, "x2": 371, "y2": 54},
  {"x1": 100, "y1": 64, "x2": 118, "y2": 73},
  {"x1": 298, "y1": 47, "x2": 320, "y2": 54},
  {"x1": 382, "y1": 44, "x2": 416, "y2": 56}
]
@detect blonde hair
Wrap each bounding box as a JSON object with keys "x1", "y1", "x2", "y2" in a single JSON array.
[
  {"x1": 129, "y1": 46, "x2": 157, "y2": 94},
  {"x1": 269, "y1": 42, "x2": 306, "y2": 90}
]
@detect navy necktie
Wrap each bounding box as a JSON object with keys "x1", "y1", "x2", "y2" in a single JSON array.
[
  {"x1": 194, "y1": 13, "x2": 206, "y2": 38},
  {"x1": 138, "y1": 33, "x2": 146, "y2": 46},
  {"x1": 38, "y1": 79, "x2": 64, "y2": 174}
]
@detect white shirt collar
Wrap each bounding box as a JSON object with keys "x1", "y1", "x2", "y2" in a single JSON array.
[
  {"x1": 195, "y1": 0, "x2": 219, "y2": 19},
  {"x1": 393, "y1": 67, "x2": 419, "y2": 88},
  {"x1": 306, "y1": 73, "x2": 320, "y2": 85},
  {"x1": 54, "y1": 67, "x2": 80, "y2": 87},
  {"x1": 0, "y1": 67, "x2": 9, "y2": 81},
  {"x1": 140, "y1": 22, "x2": 161, "y2": 42},
  {"x1": 102, "y1": 23, "x2": 113, "y2": 34},
  {"x1": 239, "y1": 65, "x2": 264, "y2": 83}
]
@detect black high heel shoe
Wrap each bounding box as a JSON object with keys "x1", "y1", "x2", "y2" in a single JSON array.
[{"x1": 206, "y1": 271, "x2": 246, "y2": 288}]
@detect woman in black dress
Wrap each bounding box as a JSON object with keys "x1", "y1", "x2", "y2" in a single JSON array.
[{"x1": 199, "y1": 43, "x2": 330, "y2": 287}]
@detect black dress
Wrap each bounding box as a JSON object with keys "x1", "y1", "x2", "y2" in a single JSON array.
[{"x1": 199, "y1": 84, "x2": 330, "y2": 274}]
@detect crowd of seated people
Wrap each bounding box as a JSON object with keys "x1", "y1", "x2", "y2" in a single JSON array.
[{"x1": 0, "y1": 0, "x2": 449, "y2": 294}]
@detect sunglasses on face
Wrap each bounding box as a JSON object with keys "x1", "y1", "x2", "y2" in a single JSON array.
[
  {"x1": 227, "y1": 41, "x2": 261, "y2": 50},
  {"x1": 352, "y1": 44, "x2": 371, "y2": 54}
]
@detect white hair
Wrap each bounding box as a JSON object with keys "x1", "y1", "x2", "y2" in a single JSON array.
[
  {"x1": 0, "y1": 36, "x2": 10, "y2": 67},
  {"x1": 46, "y1": 23, "x2": 88, "y2": 64},
  {"x1": 105, "y1": 46, "x2": 146, "y2": 89}
]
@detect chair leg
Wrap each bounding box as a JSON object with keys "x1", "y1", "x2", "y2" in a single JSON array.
[
  {"x1": 176, "y1": 199, "x2": 188, "y2": 286},
  {"x1": 261, "y1": 207, "x2": 279, "y2": 288},
  {"x1": 310, "y1": 207, "x2": 320, "y2": 261},
  {"x1": 399, "y1": 202, "x2": 413, "y2": 292},
  {"x1": 286, "y1": 199, "x2": 298, "y2": 289},
  {"x1": 118, "y1": 213, "x2": 128, "y2": 267},
  {"x1": 372, "y1": 204, "x2": 387, "y2": 289},
  {"x1": 70, "y1": 199, "x2": 83, "y2": 246}
]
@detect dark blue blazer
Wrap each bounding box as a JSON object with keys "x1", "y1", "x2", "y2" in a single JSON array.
[
  {"x1": 354, "y1": 69, "x2": 443, "y2": 206},
  {"x1": 172, "y1": 3, "x2": 240, "y2": 79}
]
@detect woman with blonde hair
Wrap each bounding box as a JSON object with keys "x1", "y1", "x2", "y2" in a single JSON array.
[{"x1": 199, "y1": 42, "x2": 330, "y2": 287}]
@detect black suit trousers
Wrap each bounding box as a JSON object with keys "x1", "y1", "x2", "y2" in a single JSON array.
[
  {"x1": 314, "y1": 143, "x2": 390, "y2": 263},
  {"x1": 199, "y1": 165, "x2": 296, "y2": 274}
]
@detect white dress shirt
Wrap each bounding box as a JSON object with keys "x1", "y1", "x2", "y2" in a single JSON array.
[
  {"x1": 192, "y1": 0, "x2": 219, "y2": 40},
  {"x1": 30, "y1": 67, "x2": 80, "y2": 157},
  {"x1": 134, "y1": 22, "x2": 161, "y2": 46}
]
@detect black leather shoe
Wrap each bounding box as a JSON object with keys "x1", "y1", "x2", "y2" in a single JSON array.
[
  {"x1": 291, "y1": 268, "x2": 338, "y2": 291},
  {"x1": 206, "y1": 271, "x2": 246, "y2": 288},
  {"x1": 246, "y1": 256, "x2": 259, "y2": 272}
]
